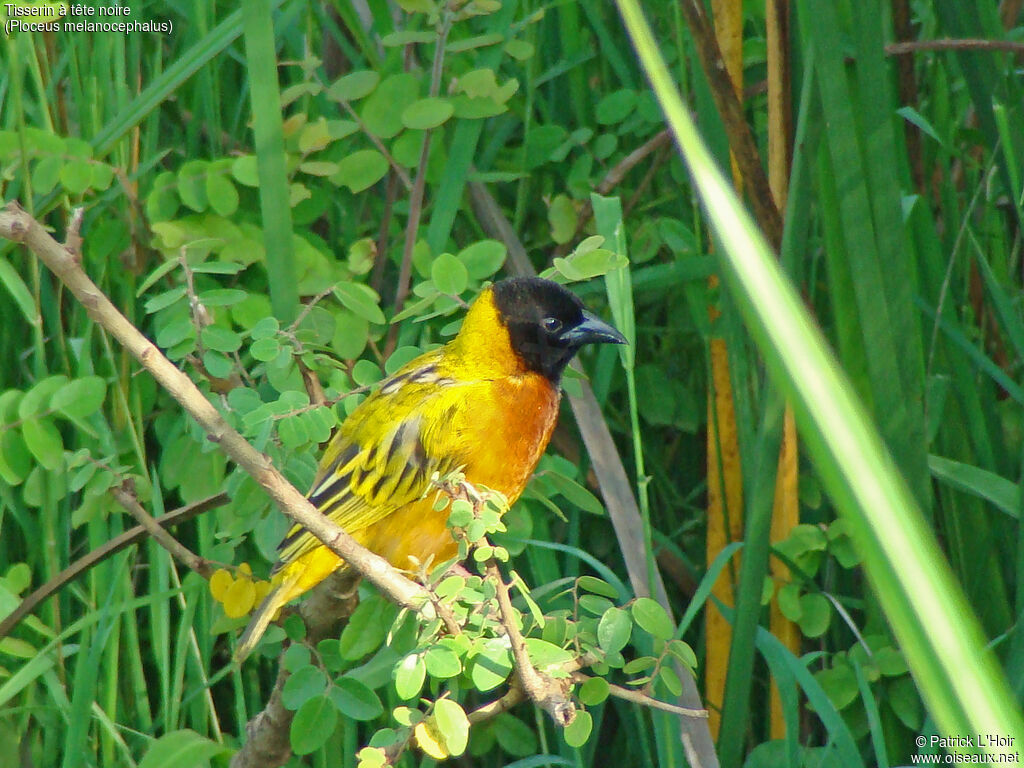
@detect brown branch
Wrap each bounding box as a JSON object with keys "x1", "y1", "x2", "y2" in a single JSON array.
[
  {"x1": 64, "y1": 206, "x2": 84, "y2": 259},
  {"x1": 571, "y1": 673, "x2": 707, "y2": 719},
  {"x1": 678, "y1": 0, "x2": 783, "y2": 249},
  {"x1": 487, "y1": 561, "x2": 575, "y2": 726},
  {"x1": 233, "y1": 664, "x2": 293, "y2": 768},
  {"x1": 885, "y1": 38, "x2": 1024, "y2": 55},
  {"x1": 111, "y1": 482, "x2": 215, "y2": 578},
  {"x1": 556, "y1": 130, "x2": 672, "y2": 255},
  {"x1": 0, "y1": 493, "x2": 228, "y2": 640},
  {"x1": 0, "y1": 201, "x2": 433, "y2": 618}
]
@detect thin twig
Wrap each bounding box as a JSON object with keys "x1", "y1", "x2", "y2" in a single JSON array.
[
  {"x1": 487, "y1": 561, "x2": 575, "y2": 726},
  {"x1": 388, "y1": 13, "x2": 453, "y2": 351},
  {"x1": 885, "y1": 38, "x2": 1024, "y2": 55},
  {"x1": 556, "y1": 130, "x2": 672, "y2": 255},
  {"x1": 0, "y1": 493, "x2": 228, "y2": 639},
  {"x1": 571, "y1": 673, "x2": 708, "y2": 719},
  {"x1": 111, "y1": 481, "x2": 215, "y2": 578}
]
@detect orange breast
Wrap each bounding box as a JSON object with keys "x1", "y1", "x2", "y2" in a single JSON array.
[
  {"x1": 366, "y1": 372, "x2": 559, "y2": 571},
  {"x1": 283, "y1": 373, "x2": 560, "y2": 586}
]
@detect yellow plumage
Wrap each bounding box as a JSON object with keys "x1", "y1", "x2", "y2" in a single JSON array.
[{"x1": 234, "y1": 278, "x2": 625, "y2": 661}]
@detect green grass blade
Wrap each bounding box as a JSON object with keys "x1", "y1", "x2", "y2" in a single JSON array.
[
  {"x1": 242, "y1": 0, "x2": 298, "y2": 322},
  {"x1": 92, "y1": 8, "x2": 250, "y2": 157}
]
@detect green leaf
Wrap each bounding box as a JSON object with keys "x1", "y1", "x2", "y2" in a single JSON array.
[
  {"x1": 887, "y1": 675, "x2": 923, "y2": 729},
  {"x1": 395, "y1": 653, "x2": 426, "y2": 700},
  {"x1": 90, "y1": 162, "x2": 114, "y2": 191},
  {"x1": 402, "y1": 98, "x2": 454, "y2": 130},
  {"x1": 815, "y1": 662, "x2": 858, "y2": 710},
  {"x1": 231, "y1": 156, "x2": 260, "y2": 187},
  {"x1": 198, "y1": 288, "x2": 248, "y2": 308},
  {"x1": 22, "y1": 418, "x2": 63, "y2": 471},
  {"x1": 50, "y1": 377, "x2": 106, "y2": 420},
  {"x1": 33, "y1": 156, "x2": 64, "y2": 195},
  {"x1": 667, "y1": 639, "x2": 698, "y2": 670},
  {"x1": 329, "y1": 677, "x2": 383, "y2": 721},
  {"x1": 145, "y1": 286, "x2": 187, "y2": 314},
  {"x1": 290, "y1": 695, "x2": 338, "y2": 755},
  {"x1": 331, "y1": 310, "x2": 369, "y2": 359},
  {"x1": 548, "y1": 194, "x2": 577, "y2": 245},
  {"x1": 552, "y1": 248, "x2": 627, "y2": 282},
  {"x1": 542, "y1": 471, "x2": 604, "y2": 515},
  {"x1": 797, "y1": 593, "x2": 832, "y2": 638},
  {"x1": 468, "y1": 638, "x2": 512, "y2": 692},
  {"x1": 381, "y1": 30, "x2": 436, "y2": 46},
  {"x1": 578, "y1": 595, "x2": 612, "y2": 618},
  {"x1": 333, "y1": 282, "x2": 386, "y2": 325},
  {"x1": 433, "y1": 698, "x2": 469, "y2": 757},
  {"x1": 0, "y1": 429, "x2": 31, "y2": 485},
  {"x1": 595, "y1": 89, "x2": 637, "y2": 125},
  {"x1": 299, "y1": 161, "x2": 340, "y2": 177},
  {"x1": 249, "y1": 337, "x2": 281, "y2": 362},
  {"x1": 395, "y1": 0, "x2": 435, "y2": 12},
  {"x1": 446, "y1": 33, "x2": 503, "y2": 53},
  {"x1": 146, "y1": 171, "x2": 179, "y2": 221},
  {"x1": 0, "y1": 258, "x2": 39, "y2": 328},
  {"x1": 631, "y1": 597, "x2": 673, "y2": 641},
  {"x1": 136, "y1": 729, "x2": 229, "y2": 768},
  {"x1": 577, "y1": 575, "x2": 620, "y2": 600},
  {"x1": 424, "y1": 645, "x2": 462, "y2": 678},
  {"x1": 177, "y1": 160, "x2": 209, "y2": 212},
  {"x1": 431, "y1": 253, "x2": 469, "y2": 296},
  {"x1": 457, "y1": 68, "x2": 500, "y2": 99},
  {"x1": 206, "y1": 173, "x2": 239, "y2": 217},
  {"x1": 597, "y1": 607, "x2": 631, "y2": 654},
  {"x1": 60, "y1": 159, "x2": 94, "y2": 195},
  {"x1": 338, "y1": 594, "x2": 396, "y2": 660},
  {"x1": 333, "y1": 150, "x2": 389, "y2": 194},
  {"x1": 776, "y1": 583, "x2": 802, "y2": 621},
  {"x1": 201, "y1": 326, "x2": 243, "y2": 353},
  {"x1": 249, "y1": 316, "x2": 280, "y2": 339},
  {"x1": 456, "y1": 240, "x2": 506, "y2": 279},
  {"x1": 361, "y1": 73, "x2": 420, "y2": 139},
  {"x1": 578, "y1": 676, "x2": 610, "y2": 706},
  {"x1": 327, "y1": 70, "x2": 380, "y2": 102},
  {"x1": 155, "y1": 314, "x2": 195, "y2": 351},
  {"x1": 504, "y1": 39, "x2": 534, "y2": 61},
  {"x1": 658, "y1": 665, "x2": 683, "y2": 697},
  {"x1": 524, "y1": 638, "x2": 574, "y2": 672},
  {"x1": 562, "y1": 709, "x2": 593, "y2": 748},
  {"x1": 19, "y1": 376, "x2": 68, "y2": 419},
  {"x1": 282, "y1": 665, "x2": 328, "y2": 710}
]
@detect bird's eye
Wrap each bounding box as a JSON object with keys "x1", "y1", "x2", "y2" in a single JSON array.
[{"x1": 542, "y1": 317, "x2": 562, "y2": 334}]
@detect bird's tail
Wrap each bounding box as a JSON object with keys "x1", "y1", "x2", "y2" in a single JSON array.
[{"x1": 234, "y1": 572, "x2": 300, "y2": 662}]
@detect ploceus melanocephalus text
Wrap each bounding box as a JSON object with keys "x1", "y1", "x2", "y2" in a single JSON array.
[{"x1": 235, "y1": 276, "x2": 626, "y2": 660}]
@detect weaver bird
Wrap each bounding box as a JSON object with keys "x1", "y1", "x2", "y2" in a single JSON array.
[{"x1": 235, "y1": 276, "x2": 626, "y2": 660}]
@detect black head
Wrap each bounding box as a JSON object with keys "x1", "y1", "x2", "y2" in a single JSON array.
[{"x1": 491, "y1": 277, "x2": 627, "y2": 382}]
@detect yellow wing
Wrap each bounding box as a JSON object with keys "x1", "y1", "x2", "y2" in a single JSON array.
[{"x1": 274, "y1": 352, "x2": 465, "y2": 571}]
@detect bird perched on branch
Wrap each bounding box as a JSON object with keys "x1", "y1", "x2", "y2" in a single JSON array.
[{"x1": 235, "y1": 276, "x2": 626, "y2": 660}]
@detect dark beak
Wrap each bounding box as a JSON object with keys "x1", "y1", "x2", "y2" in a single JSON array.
[{"x1": 563, "y1": 311, "x2": 628, "y2": 348}]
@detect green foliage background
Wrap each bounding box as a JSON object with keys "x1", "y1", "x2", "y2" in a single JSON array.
[{"x1": 1, "y1": 0, "x2": 1023, "y2": 766}]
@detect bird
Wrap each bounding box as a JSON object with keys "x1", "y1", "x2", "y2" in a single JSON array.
[{"x1": 235, "y1": 276, "x2": 626, "y2": 660}]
